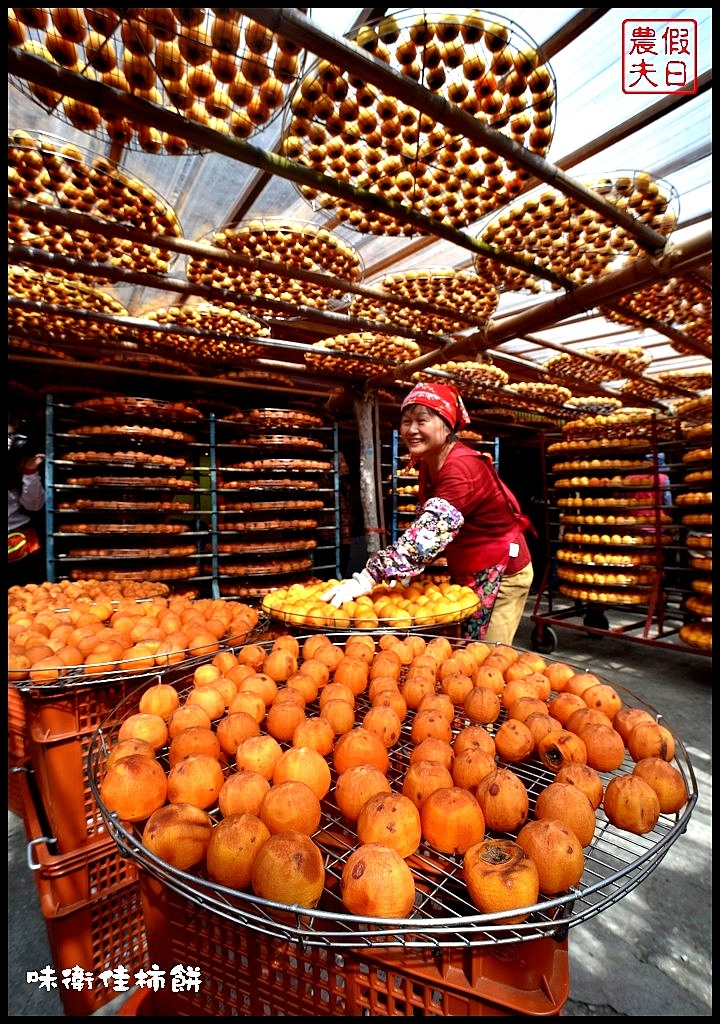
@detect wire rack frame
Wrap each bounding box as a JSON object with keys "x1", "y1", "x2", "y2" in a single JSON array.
[{"x1": 87, "y1": 633, "x2": 698, "y2": 950}]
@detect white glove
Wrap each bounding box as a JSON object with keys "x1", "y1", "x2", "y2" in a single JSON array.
[{"x1": 320, "y1": 568, "x2": 376, "y2": 608}]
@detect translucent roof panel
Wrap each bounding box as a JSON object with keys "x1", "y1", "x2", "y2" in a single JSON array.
[{"x1": 8, "y1": 7, "x2": 712, "y2": 396}]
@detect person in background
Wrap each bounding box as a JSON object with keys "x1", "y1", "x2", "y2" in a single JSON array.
[
  {"x1": 320, "y1": 382, "x2": 535, "y2": 645},
  {"x1": 651, "y1": 451, "x2": 673, "y2": 507},
  {"x1": 8, "y1": 415, "x2": 46, "y2": 588},
  {"x1": 624, "y1": 450, "x2": 679, "y2": 589},
  {"x1": 624, "y1": 451, "x2": 673, "y2": 517}
]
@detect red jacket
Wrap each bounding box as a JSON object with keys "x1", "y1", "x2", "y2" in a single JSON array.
[{"x1": 418, "y1": 444, "x2": 532, "y2": 576}]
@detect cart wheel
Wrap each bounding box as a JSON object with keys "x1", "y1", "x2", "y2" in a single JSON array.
[
  {"x1": 583, "y1": 610, "x2": 610, "y2": 632},
  {"x1": 530, "y1": 624, "x2": 557, "y2": 654}
]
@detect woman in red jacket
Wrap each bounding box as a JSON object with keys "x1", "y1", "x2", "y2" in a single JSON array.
[{"x1": 321, "y1": 382, "x2": 534, "y2": 645}]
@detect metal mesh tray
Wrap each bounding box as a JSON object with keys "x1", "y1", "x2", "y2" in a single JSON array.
[
  {"x1": 224, "y1": 409, "x2": 326, "y2": 428},
  {"x1": 73, "y1": 397, "x2": 204, "y2": 421},
  {"x1": 66, "y1": 424, "x2": 197, "y2": 443},
  {"x1": 87, "y1": 633, "x2": 697, "y2": 950},
  {"x1": 263, "y1": 579, "x2": 479, "y2": 632},
  {"x1": 263, "y1": 603, "x2": 479, "y2": 633},
  {"x1": 11, "y1": 615, "x2": 266, "y2": 696}
]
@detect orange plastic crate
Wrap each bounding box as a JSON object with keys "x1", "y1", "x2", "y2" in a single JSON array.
[
  {"x1": 8, "y1": 757, "x2": 28, "y2": 818},
  {"x1": 37, "y1": 883, "x2": 150, "y2": 1017},
  {"x1": 8, "y1": 682, "x2": 31, "y2": 818},
  {"x1": 346, "y1": 941, "x2": 569, "y2": 1016},
  {"x1": 138, "y1": 875, "x2": 568, "y2": 1016},
  {"x1": 20, "y1": 674, "x2": 149, "y2": 852},
  {"x1": 116, "y1": 987, "x2": 153, "y2": 1014},
  {"x1": 18, "y1": 769, "x2": 140, "y2": 912},
  {"x1": 18, "y1": 769, "x2": 150, "y2": 1017},
  {"x1": 8, "y1": 682, "x2": 30, "y2": 761}
]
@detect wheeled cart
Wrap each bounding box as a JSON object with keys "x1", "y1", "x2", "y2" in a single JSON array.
[{"x1": 528, "y1": 564, "x2": 709, "y2": 657}]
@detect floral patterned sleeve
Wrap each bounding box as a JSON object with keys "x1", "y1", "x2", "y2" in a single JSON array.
[{"x1": 366, "y1": 497, "x2": 464, "y2": 581}]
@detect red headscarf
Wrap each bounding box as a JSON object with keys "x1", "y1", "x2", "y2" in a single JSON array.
[{"x1": 401, "y1": 381, "x2": 471, "y2": 430}]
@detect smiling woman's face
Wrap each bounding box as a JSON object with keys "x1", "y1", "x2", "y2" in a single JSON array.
[{"x1": 399, "y1": 404, "x2": 450, "y2": 460}]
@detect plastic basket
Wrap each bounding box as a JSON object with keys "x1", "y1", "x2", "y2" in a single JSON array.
[
  {"x1": 18, "y1": 769, "x2": 140, "y2": 912},
  {"x1": 9, "y1": 684, "x2": 33, "y2": 817},
  {"x1": 137, "y1": 874, "x2": 568, "y2": 1016},
  {"x1": 37, "y1": 886, "x2": 149, "y2": 1017},
  {"x1": 8, "y1": 758, "x2": 28, "y2": 818},
  {"x1": 346, "y1": 941, "x2": 569, "y2": 1016},
  {"x1": 22, "y1": 673, "x2": 150, "y2": 853},
  {"x1": 17, "y1": 769, "x2": 150, "y2": 1017},
  {"x1": 8, "y1": 681, "x2": 30, "y2": 761}
]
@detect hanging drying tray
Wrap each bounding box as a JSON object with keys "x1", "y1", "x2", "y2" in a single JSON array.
[
  {"x1": 600, "y1": 275, "x2": 711, "y2": 345},
  {"x1": 474, "y1": 171, "x2": 680, "y2": 295},
  {"x1": 284, "y1": 8, "x2": 557, "y2": 235},
  {"x1": 8, "y1": 129, "x2": 182, "y2": 279},
  {"x1": 132, "y1": 303, "x2": 271, "y2": 368},
  {"x1": 97, "y1": 352, "x2": 197, "y2": 376},
  {"x1": 350, "y1": 268, "x2": 498, "y2": 335},
  {"x1": 186, "y1": 218, "x2": 363, "y2": 316},
  {"x1": 9, "y1": 337, "x2": 75, "y2": 361},
  {"x1": 305, "y1": 332, "x2": 421, "y2": 376},
  {"x1": 410, "y1": 361, "x2": 509, "y2": 399},
  {"x1": 8, "y1": 267, "x2": 129, "y2": 351},
  {"x1": 9, "y1": 266, "x2": 126, "y2": 309},
  {"x1": 9, "y1": 10, "x2": 308, "y2": 153}
]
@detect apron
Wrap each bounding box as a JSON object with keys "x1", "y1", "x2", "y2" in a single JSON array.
[{"x1": 8, "y1": 525, "x2": 40, "y2": 562}]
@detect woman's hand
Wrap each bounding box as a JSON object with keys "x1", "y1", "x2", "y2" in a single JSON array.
[
  {"x1": 320, "y1": 568, "x2": 375, "y2": 608},
  {"x1": 20, "y1": 453, "x2": 45, "y2": 475}
]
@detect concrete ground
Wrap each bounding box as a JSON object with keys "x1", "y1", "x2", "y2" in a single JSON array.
[
  {"x1": 8, "y1": 607, "x2": 712, "y2": 1016},
  {"x1": 516, "y1": 617, "x2": 712, "y2": 1017}
]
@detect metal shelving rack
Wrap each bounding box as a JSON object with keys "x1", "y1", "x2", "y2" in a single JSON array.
[
  {"x1": 530, "y1": 422, "x2": 711, "y2": 658},
  {"x1": 43, "y1": 397, "x2": 341, "y2": 597},
  {"x1": 44, "y1": 395, "x2": 212, "y2": 594},
  {"x1": 210, "y1": 413, "x2": 340, "y2": 599}
]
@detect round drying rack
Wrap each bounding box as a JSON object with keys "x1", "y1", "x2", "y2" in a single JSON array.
[
  {"x1": 10, "y1": 611, "x2": 266, "y2": 697},
  {"x1": 88, "y1": 631, "x2": 698, "y2": 950},
  {"x1": 262, "y1": 597, "x2": 481, "y2": 634}
]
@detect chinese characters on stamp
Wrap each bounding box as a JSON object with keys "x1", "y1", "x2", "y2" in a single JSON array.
[{"x1": 623, "y1": 19, "x2": 698, "y2": 94}]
